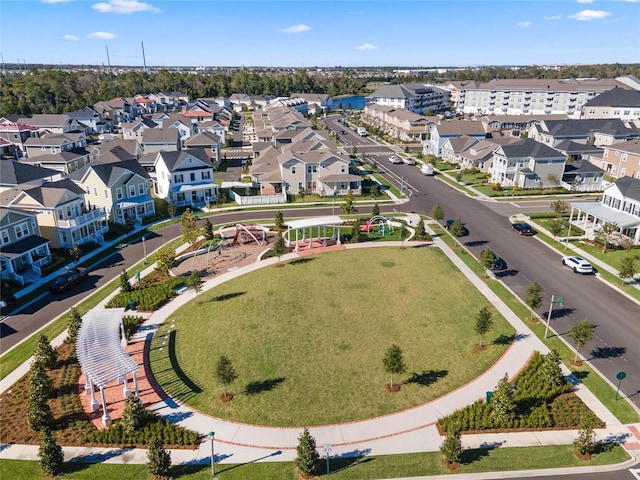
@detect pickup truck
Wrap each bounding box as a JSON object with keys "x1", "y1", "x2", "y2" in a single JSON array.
[{"x1": 356, "y1": 126, "x2": 368, "y2": 136}]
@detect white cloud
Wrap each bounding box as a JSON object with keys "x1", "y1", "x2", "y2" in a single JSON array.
[
  {"x1": 569, "y1": 9, "x2": 611, "y2": 20},
  {"x1": 517, "y1": 21, "x2": 532, "y2": 27},
  {"x1": 63, "y1": 34, "x2": 79, "y2": 41},
  {"x1": 279, "y1": 24, "x2": 311, "y2": 34},
  {"x1": 577, "y1": 0, "x2": 595, "y2": 3},
  {"x1": 354, "y1": 43, "x2": 377, "y2": 51},
  {"x1": 88, "y1": 31, "x2": 118, "y2": 40},
  {"x1": 92, "y1": 0, "x2": 160, "y2": 14},
  {"x1": 544, "y1": 15, "x2": 562, "y2": 20}
]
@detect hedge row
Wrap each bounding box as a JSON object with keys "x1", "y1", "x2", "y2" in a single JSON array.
[
  {"x1": 85, "y1": 415, "x2": 200, "y2": 447},
  {"x1": 105, "y1": 277, "x2": 185, "y2": 311}
]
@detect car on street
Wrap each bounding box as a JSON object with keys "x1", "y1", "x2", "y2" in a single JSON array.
[
  {"x1": 340, "y1": 130, "x2": 346, "y2": 135},
  {"x1": 402, "y1": 157, "x2": 416, "y2": 165},
  {"x1": 490, "y1": 255, "x2": 507, "y2": 271},
  {"x1": 49, "y1": 267, "x2": 89, "y2": 293},
  {"x1": 561, "y1": 256, "x2": 593, "y2": 274},
  {"x1": 512, "y1": 222, "x2": 534, "y2": 235},
  {"x1": 444, "y1": 219, "x2": 469, "y2": 236},
  {"x1": 388, "y1": 155, "x2": 402, "y2": 164}
]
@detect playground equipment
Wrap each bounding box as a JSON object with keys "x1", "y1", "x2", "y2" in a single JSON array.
[
  {"x1": 232, "y1": 224, "x2": 267, "y2": 246},
  {"x1": 361, "y1": 216, "x2": 393, "y2": 236}
]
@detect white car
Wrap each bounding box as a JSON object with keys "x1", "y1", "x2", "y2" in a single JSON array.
[
  {"x1": 402, "y1": 157, "x2": 416, "y2": 165},
  {"x1": 561, "y1": 256, "x2": 593, "y2": 274},
  {"x1": 388, "y1": 155, "x2": 402, "y2": 164}
]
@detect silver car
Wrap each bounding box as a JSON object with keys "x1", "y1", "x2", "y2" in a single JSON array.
[{"x1": 561, "y1": 256, "x2": 593, "y2": 274}]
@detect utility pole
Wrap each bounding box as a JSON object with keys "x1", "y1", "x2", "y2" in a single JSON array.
[
  {"x1": 141, "y1": 42, "x2": 147, "y2": 73},
  {"x1": 105, "y1": 45, "x2": 111, "y2": 73}
]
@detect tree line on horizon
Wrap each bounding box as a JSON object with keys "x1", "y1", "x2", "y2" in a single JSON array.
[{"x1": 1, "y1": 63, "x2": 638, "y2": 117}]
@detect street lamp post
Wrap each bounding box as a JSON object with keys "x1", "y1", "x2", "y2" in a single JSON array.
[
  {"x1": 142, "y1": 235, "x2": 147, "y2": 264},
  {"x1": 208, "y1": 431, "x2": 215, "y2": 477},
  {"x1": 545, "y1": 295, "x2": 565, "y2": 338},
  {"x1": 332, "y1": 186, "x2": 337, "y2": 216}
]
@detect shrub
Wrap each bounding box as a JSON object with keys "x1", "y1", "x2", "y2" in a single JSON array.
[
  {"x1": 295, "y1": 428, "x2": 320, "y2": 477},
  {"x1": 105, "y1": 278, "x2": 184, "y2": 311},
  {"x1": 147, "y1": 437, "x2": 171, "y2": 479},
  {"x1": 39, "y1": 428, "x2": 64, "y2": 476}
]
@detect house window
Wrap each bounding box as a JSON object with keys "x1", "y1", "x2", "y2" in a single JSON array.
[
  {"x1": 202, "y1": 171, "x2": 210, "y2": 180},
  {"x1": 622, "y1": 153, "x2": 627, "y2": 162},
  {"x1": 138, "y1": 183, "x2": 144, "y2": 195},
  {"x1": 104, "y1": 189, "x2": 109, "y2": 199},
  {"x1": 86, "y1": 186, "x2": 90, "y2": 195},
  {"x1": 116, "y1": 188, "x2": 123, "y2": 200},
  {"x1": 298, "y1": 182, "x2": 303, "y2": 190},
  {"x1": 175, "y1": 174, "x2": 183, "y2": 183},
  {"x1": 190, "y1": 173, "x2": 195, "y2": 181},
  {"x1": 94, "y1": 187, "x2": 98, "y2": 196},
  {"x1": 621, "y1": 168, "x2": 626, "y2": 177},
  {"x1": 66, "y1": 206, "x2": 72, "y2": 217},
  {"x1": 58, "y1": 209, "x2": 63, "y2": 220},
  {"x1": 340, "y1": 165, "x2": 346, "y2": 173},
  {"x1": 1, "y1": 230, "x2": 9, "y2": 245},
  {"x1": 176, "y1": 193, "x2": 185, "y2": 202},
  {"x1": 291, "y1": 166, "x2": 296, "y2": 174},
  {"x1": 129, "y1": 185, "x2": 136, "y2": 197},
  {"x1": 307, "y1": 165, "x2": 317, "y2": 174},
  {"x1": 14, "y1": 223, "x2": 29, "y2": 238}
]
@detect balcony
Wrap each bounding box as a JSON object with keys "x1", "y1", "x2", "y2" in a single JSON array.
[{"x1": 58, "y1": 207, "x2": 107, "y2": 229}]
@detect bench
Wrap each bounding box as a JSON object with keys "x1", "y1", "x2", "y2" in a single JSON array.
[{"x1": 173, "y1": 282, "x2": 188, "y2": 295}]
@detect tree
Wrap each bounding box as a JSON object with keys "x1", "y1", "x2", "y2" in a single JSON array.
[
  {"x1": 187, "y1": 270, "x2": 202, "y2": 304},
  {"x1": 431, "y1": 202, "x2": 444, "y2": 221},
  {"x1": 147, "y1": 437, "x2": 171, "y2": 480},
  {"x1": 595, "y1": 221, "x2": 619, "y2": 253},
  {"x1": 383, "y1": 344, "x2": 406, "y2": 390},
  {"x1": 155, "y1": 245, "x2": 176, "y2": 275},
  {"x1": 547, "y1": 173, "x2": 560, "y2": 188},
  {"x1": 121, "y1": 395, "x2": 148, "y2": 433},
  {"x1": 215, "y1": 191, "x2": 227, "y2": 209},
  {"x1": 120, "y1": 269, "x2": 132, "y2": 293},
  {"x1": 370, "y1": 184, "x2": 381, "y2": 199},
  {"x1": 549, "y1": 218, "x2": 563, "y2": 238},
  {"x1": 39, "y1": 428, "x2": 64, "y2": 477},
  {"x1": 414, "y1": 219, "x2": 430, "y2": 241},
  {"x1": 167, "y1": 201, "x2": 176, "y2": 219},
  {"x1": 524, "y1": 281, "x2": 544, "y2": 319},
  {"x1": 619, "y1": 256, "x2": 638, "y2": 282},
  {"x1": 573, "y1": 417, "x2": 596, "y2": 457},
  {"x1": 295, "y1": 428, "x2": 320, "y2": 477},
  {"x1": 550, "y1": 200, "x2": 568, "y2": 217},
  {"x1": 34, "y1": 335, "x2": 57, "y2": 369},
  {"x1": 480, "y1": 248, "x2": 497, "y2": 272},
  {"x1": 474, "y1": 307, "x2": 494, "y2": 348},
  {"x1": 181, "y1": 208, "x2": 199, "y2": 248},
  {"x1": 203, "y1": 218, "x2": 214, "y2": 241},
  {"x1": 66, "y1": 307, "x2": 82, "y2": 344},
  {"x1": 215, "y1": 354, "x2": 237, "y2": 398},
  {"x1": 298, "y1": 188, "x2": 307, "y2": 202},
  {"x1": 440, "y1": 427, "x2": 463, "y2": 465},
  {"x1": 371, "y1": 203, "x2": 380, "y2": 217},
  {"x1": 274, "y1": 211, "x2": 285, "y2": 232},
  {"x1": 541, "y1": 350, "x2": 565, "y2": 387},
  {"x1": 69, "y1": 243, "x2": 81, "y2": 266},
  {"x1": 28, "y1": 361, "x2": 54, "y2": 432},
  {"x1": 341, "y1": 189, "x2": 358, "y2": 215},
  {"x1": 449, "y1": 218, "x2": 465, "y2": 239},
  {"x1": 568, "y1": 319, "x2": 595, "y2": 363},
  {"x1": 491, "y1": 373, "x2": 516, "y2": 424},
  {"x1": 399, "y1": 222, "x2": 409, "y2": 247},
  {"x1": 271, "y1": 233, "x2": 288, "y2": 263}
]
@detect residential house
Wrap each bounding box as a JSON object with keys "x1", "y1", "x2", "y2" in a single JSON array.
[
  {"x1": 1, "y1": 178, "x2": 108, "y2": 249},
  {"x1": 425, "y1": 121, "x2": 487, "y2": 157},
  {"x1": 23, "y1": 131, "x2": 87, "y2": 159},
  {"x1": 183, "y1": 131, "x2": 222, "y2": 167},
  {"x1": 442, "y1": 80, "x2": 480, "y2": 112},
  {"x1": 440, "y1": 136, "x2": 481, "y2": 164},
  {"x1": 141, "y1": 128, "x2": 181, "y2": 154},
  {"x1": 0, "y1": 120, "x2": 39, "y2": 158},
  {"x1": 132, "y1": 94, "x2": 159, "y2": 116},
  {"x1": 480, "y1": 114, "x2": 567, "y2": 136},
  {"x1": 68, "y1": 159, "x2": 155, "y2": 224},
  {"x1": 580, "y1": 87, "x2": 640, "y2": 121},
  {"x1": 194, "y1": 119, "x2": 226, "y2": 139},
  {"x1": 291, "y1": 93, "x2": 333, "y2": 114},
  {"x1": 561, "y1": 159, "x2": 605, "y2": 192},
  {"x1": 98, "y1": 138, "x2": 142, "y2": 160},
  {"x1": 601, "y1": 140, "x2": 640, "y2": 179},
  {"x1": 16, "y1": 113, "x2": 79, "y2": 134},
  {"x1": 456, "y1": 138, "x2": 520, "y2": 172},
  {"x1": 93, "y1": 97, "x2": 133, "y2": 125},
  {"x1": 528, "y1": 118, "x2": 640, "y2": 148},
  {"x1": 161, "y1": 114, "x2": 194, "y2": 144},
  {"x1": 0, "y1": 207, "x2": 52, "y2": 285},
  {"x1": 66, "y1": 107, "x2": 108, "y2": 134},
  {"x1": 153, "y1": 149, "x2": 217, "y2": 207},
  {"x1": 121, "y1": 117, "x2": 157, "y2": 140},
  {"x1": 368, "y1": 83, "x2": 450, "y2": 115},
  {"x1": 489, "y1": 138, "x2": 567, "y2": 188},
  {"x1": 569, "y1": 176, "x2": 640, "y2": 244},
  {"x1": 0, "y1": 159, "x2": 62, "y2": 192},
  {"x1": 363, "y1": 104, "x2": 432, "y2": 142}
]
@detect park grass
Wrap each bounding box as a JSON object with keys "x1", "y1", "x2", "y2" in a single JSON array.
[
  {"x1": 0, "y1": 444, "x2": 629, "y2": 479},
  {"x1": 149, "y1": 247, "x2": 515, "y2": 426}
]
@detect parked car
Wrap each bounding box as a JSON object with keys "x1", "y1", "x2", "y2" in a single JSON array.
[
  {"x1": 512, "y1": 222, "x2": 534, "y2": 235},
  {"x1": 490, "y1": 256, "x2": 507, "y2": 271},
  {"x1": 402, "y1": 157, "x2": 416, "y2": 165},
  {"x1": 49, "y1": 267, "x2": 89, "y2": 293},
  {"x1": 340, "y1": 130, "x2": 346, "y2": 135},
  {"x1": 561, "y1": 256, "x2": 593, "y2": 274},
  {"x1": 420, "y1": 163, "x2": 435, "y2": 175},
  {"x1": 388, "y1": 155, "x2": 402, "y2": 164},
  {"x1": 444, "y1": 219, "x2": 469, "y2": 236}
]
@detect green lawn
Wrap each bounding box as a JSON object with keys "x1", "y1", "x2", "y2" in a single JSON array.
[
  {"x1": 0, "y1": 444, "x2": 629, "y2": 479},
  {"x1": 150, "y1": 248, "x2": 514, "y2": 426}
]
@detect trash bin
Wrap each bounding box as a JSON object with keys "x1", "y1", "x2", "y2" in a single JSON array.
[{"x1": 128, "y1": 300, "x2": 136, "y2": 311}]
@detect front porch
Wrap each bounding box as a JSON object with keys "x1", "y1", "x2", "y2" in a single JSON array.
[
  {"x1": 569, "y1": 201, "x2": 640, "y2": 245},
  {"x1": 58, "y1": 207, "x2": 108, "y2": 248},
  {"x1": 113, "y1": 194, "x2": 156, "y2": 225},
  {"x1": 0, "y1": 235, "x2": 52, "y2": 285},
  {"x1": 171, "y1": 183, "x2": 218, "y2": 208}
]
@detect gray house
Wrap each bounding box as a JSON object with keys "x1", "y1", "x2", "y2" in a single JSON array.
[{"x1": 489, "y1": 139, "x2": 566, "y2": 188}]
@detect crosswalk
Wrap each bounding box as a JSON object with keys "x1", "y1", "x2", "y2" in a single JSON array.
[{"x1": 629, "y1": 468, "x2": 640, "y2": 479}]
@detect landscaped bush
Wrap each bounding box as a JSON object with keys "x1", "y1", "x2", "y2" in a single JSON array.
[
  {"x1": 438, "y1": 351, "x2": 601, "y2": 433},
  {"x1": 105, "y1": 277, "x2": 185, "y2": 311},
  {"x1": 122, "y1": 315, "x2": 145, "y2": 339}
]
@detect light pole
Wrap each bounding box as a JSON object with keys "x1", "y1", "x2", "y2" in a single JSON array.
[
  {"x1": 545, "y1": 295, "x2": 565, "y2": 338},
  {"x1": 332, "y1": 186, "x2": 337, "y2": 216},
  {"x1": 615, "y1": 371, "x2": 626, "y2": 400},
  {"x1": 142, "y1": 235, "x2": 147, "y2": 264},
  {"x1": 323, "y1": 443, "x2": 332, "y2": 476},
  {"x1": 208, "y1": 431, "x2": 215, "y2": 477}
]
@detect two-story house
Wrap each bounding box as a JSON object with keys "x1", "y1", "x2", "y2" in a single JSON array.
[
  {"x1": 489, "y1": 138, "x2": 567, "y2": 188},
  {"x1": 16, "y1": 113, "x2": 79, "y2": 134},
  {"x1": 580, "y1": 87, "x2": 640, "y2": 121},
  {"x1": 600, "y1": 139, "x2": 640, "y2": 179},
  {"x1": 0, "y1": 119, "x2": 39, "y2": 158},
  {"x1": 0, "y1": 159, "x2": 62, "y2": 193},
  {"x1": 121, "y1": 117, "x2": 157, "y2": 140},
  {"x1": 93, "y1": 97, "x2": 133, "y2": 125},
  {"x1": 183, "y1": 131, "x2": 222, "y2": 168},
  {"x1": 569, "y1": 176, "x2": 640, "y2": 244},
  {"x1": 425, "y1": 121, "x2": 487, "y2": 157},
  {"x1": 141, "y1": 127, "x2": 181, "y2": 154},
  {"x1": 1, "y1": 178, "x2": 108, "y2": 249},
  {"x1": 23, "y1": 132, "x2": 87, "y2": 158},
  {"x1": 66, "y1": 106, "x2": 109, "y2": 134},
  {"x1": 0, "y1": 207, "x2": 52, "y2": 285},
  {"x1": 68, "y1": 159, "x2": 155, "y2": 224},
  {"x1": 153, "y1": 149, "x2": 217, "y2": 207}
]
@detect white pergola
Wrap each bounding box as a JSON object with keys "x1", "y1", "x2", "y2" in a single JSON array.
[
  {"x1": 285, "y1": 215, "x2": 344, "y2": 251},
  {"x1": 569, "y1": 201, "x2": 640, "y2": 244},
  {"x1": 76, "y1": 308, "x2": 140, "y2": 426}
]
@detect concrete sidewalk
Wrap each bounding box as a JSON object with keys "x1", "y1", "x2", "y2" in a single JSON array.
[{"x1": 2, "y1": 233, "x2": 640, "y2": 475}]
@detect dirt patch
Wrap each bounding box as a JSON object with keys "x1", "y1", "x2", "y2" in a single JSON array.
[{"x1": 386, "y1": 384, "x2": 401, "y2": 392}]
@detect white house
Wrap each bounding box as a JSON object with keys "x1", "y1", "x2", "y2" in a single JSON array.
[{"x1": 153, "y1": 149, "x2": 217, "y2": 207}]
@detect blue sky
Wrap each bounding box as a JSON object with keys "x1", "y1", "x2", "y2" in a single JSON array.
[{"x1": 1, "y1": 0, "x2": 638, "y2": 67}]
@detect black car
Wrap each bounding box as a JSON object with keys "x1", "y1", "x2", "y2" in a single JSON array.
[
  {"x1": 49, "y1": 267, "x2": 88, "y2": 293},
  {"x1": 444, "y1": 219, "x2": 469, "y2": 236},
  {"x1": 511, "y1": 222, "x2": 534, "y2": 235},
  {"x1": 490, "y1": 256, "x2": 507, "y2": 271}
]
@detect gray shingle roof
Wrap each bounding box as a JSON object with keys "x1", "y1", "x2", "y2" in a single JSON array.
[
  {"x1": 583, "y1": 87, "x2": 640, "y2": 108},
  {"x1": 614, "y1": 176, "x2": 640, "y2": 202},
  {"x1": 68, "y1": 159, "x2": 150, "y2": 187},
  {"x1": 155, "y1": 149, "x2": 212, "y2": 172},
  {"x1": 499, "y1": 138, "x2": 564, "y2": 158},
  {"x1": 0, "y1": 160, "x2": 60, "y2": 186}
]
